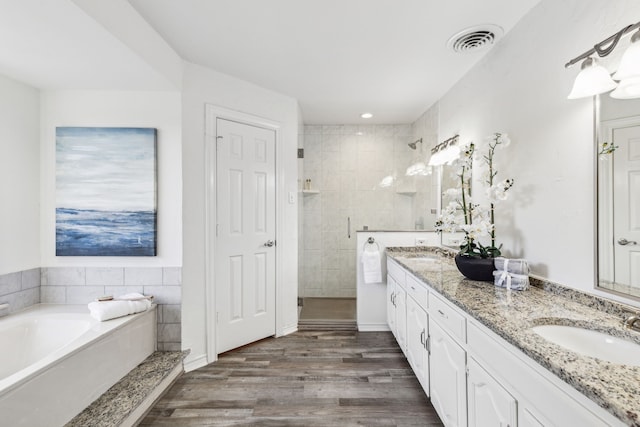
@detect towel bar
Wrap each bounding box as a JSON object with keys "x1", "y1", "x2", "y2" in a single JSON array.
[{"x1": 363, "y1": 237, "x2": 380, "y2": 251}]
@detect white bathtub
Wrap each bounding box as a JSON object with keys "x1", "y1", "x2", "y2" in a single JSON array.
[{"x1": 0, "y1": 304, "x2": 156, "y2": 427}]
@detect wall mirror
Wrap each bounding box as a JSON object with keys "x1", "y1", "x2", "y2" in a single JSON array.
[
  {"x1": 439, "y1": 162, "x2": 465, "y2": 248},
  {"x1": 597, "y1": 95, "x2": 640, "y2": 299}
]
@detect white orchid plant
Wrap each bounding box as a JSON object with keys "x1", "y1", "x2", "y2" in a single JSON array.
[{"x1": 435, "y1": 132, "x2": 514, "y2": 258}]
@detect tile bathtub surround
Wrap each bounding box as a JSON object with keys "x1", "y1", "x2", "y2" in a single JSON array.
[
  {"x1": 387, "y1": 248, "x2": 640, "y2": 426},
  {"x1": 41, "y1": 266, "x2": 182, "y2": 350},
  {"x1": 0, "y1": 268, "x2": 40, "y2": 314},
  {"x1": 301, "y1": 124, "x2": 437, "y2": 298}
]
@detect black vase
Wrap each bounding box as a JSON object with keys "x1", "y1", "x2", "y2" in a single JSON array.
[{"x1": 454, "y1": 254, "x2": 495, "y2": 282}]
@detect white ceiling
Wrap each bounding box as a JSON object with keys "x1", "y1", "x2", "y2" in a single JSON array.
[
  {"x1": 0, "y1": 0, "x2": 176, "y2": 91},
  {"x1": 0, "y1": 0, "x2": 540, "y2": 124},
  {"x1": 129, "y1": 0, "x2": 540, "y2": 124}
]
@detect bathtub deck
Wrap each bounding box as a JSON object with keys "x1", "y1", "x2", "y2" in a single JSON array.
[{"x1": 66, "y1": 351, "x2": 186, "y2": 427}]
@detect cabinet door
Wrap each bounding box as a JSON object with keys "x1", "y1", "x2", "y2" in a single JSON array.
[
  {"x1": 519, "y1": 407, "x2": 546, "y2": 427},
  {"x1": 395, "y1": 284, "x2": 407, "y2": 354},
  {"x1": 386, "y1": 275, "x2": 396, "y2": 336},
  {"x1": 430, "y1": 321, "x2": 467, "y2": 427},
  {"x1": 467, "y1": 358, "x2": 517, "y2": 427},
  {"x1": 407, "y1": 297, "x2": 429, "y2": 396}
]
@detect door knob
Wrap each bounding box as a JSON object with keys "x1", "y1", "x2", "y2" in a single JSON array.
[
  {"x1": 264, "y1": 240, "x2": 275, "y2": 247},
  {"x1": 618, "y1": 238, "x2": 638, "y2": 246}
]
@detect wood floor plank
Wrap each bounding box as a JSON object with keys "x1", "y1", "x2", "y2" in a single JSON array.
[{"x1": 140, "y1": 331, "x2": 443, "y2": 426}]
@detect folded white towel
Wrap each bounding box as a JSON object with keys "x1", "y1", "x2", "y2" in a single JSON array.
[
  {"x1": 88, "y1": 293, "x2": 152, "y2": 321},
  {"x1": 361, "y1": 250, "x2": 382, "y2": 284},
  {"x1": 493, "y1": 270, "x2": 529, "y2": 291},
  {"x1": 494, "y1": 257, "x2": 530, "y2": 275}
]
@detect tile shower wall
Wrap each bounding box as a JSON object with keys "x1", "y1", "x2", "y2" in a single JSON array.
[
  {"x1": 300, "y1": 124, "x2": 435, "y2": 298},
  {"x1": 412, "y1": 103, "x2": 439, "y2": 224},
  {"x1": 0, "y1": 268, "x2": 40, "y2": 315},
  {"x1": 41, "y1": 267, "x2": 182, "y2": 351}
]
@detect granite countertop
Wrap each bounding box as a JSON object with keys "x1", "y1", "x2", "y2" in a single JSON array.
[{"x1": 386, "y1": 247, "x2": 640, "y2": 427}]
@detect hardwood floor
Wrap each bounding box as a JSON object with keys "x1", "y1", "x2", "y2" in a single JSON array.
[{"x1": 141, "y1": 331, "x2": 444, "y2": 426}]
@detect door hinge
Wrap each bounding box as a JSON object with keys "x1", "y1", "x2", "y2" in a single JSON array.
[{"x1": 297, "y1": 148, "x2": 304, "y2": 159}]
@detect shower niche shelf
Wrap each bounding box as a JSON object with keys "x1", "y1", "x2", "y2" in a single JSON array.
[
  {"x1": 395, "y1": 190, "x2": 416, "y2": 196},
  {"x1": 301, "y1": 190, "x2": 320, "y2": 195}
]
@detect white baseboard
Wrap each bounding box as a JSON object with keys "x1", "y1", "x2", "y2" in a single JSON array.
[
  {"x1": 184, "y1": 353, "x2": 208, "y2": 373},
  {"x1": 358, "y1": 323, "x2": 390, "y2": 332}
]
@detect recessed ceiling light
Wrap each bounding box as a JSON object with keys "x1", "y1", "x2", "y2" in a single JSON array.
[{"x1": 360, "y1": 112, "x2": 373, "y2": 119}]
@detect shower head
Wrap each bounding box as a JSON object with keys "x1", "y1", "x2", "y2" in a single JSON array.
[{"x1": 408, "y1": 138, "x2": 422, "y2": 150}]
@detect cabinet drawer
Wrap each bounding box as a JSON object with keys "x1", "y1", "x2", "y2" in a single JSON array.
[
  {"x1": 406, "y1": 273, "x2": 428, "y2": 311},
  {"x1": 387, "y1": 259, "x2": 406, "y2": 286},
  {"x1": 428, "y1": 292, "x2": 466, "y2": 343}
]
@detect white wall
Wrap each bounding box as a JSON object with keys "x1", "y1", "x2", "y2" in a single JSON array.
[
  {"x1": 436, "y1": 0, "x2": 640, "y2": 304},
  {"x1": 39, "y1": 90, "x2": 183, "y2": 267},
  {"x1": 181, "y1": 62, "x2": 299, "y2": 368},
  {"x1": 0, "y1": 74, "x2": 40, "y2": 275}
]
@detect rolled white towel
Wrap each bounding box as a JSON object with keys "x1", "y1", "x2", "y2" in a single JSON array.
[
  {"x1": 361, "y1": 250, "x2": 382, "y2": 284},
  {"x1": 88, "y1": 293, "x2": 152, "y2": 321},
  {"x1": 494, "y1": 257, "x2": 530, "y2": 275}
]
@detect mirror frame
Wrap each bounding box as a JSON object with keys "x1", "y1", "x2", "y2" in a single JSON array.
[{"x1": 594, "y1": 94, "x2": 640, "y2": 302}]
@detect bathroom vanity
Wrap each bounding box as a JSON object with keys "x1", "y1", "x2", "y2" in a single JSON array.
[{"x1": 386, "y1": 247, "x2": 640, "y2": 427}]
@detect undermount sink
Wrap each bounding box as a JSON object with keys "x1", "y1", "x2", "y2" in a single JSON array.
[{"x1": 531, "y1": 324, "x2": 640, "y2": 366}]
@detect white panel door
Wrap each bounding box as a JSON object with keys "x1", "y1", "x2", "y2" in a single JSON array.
[
  {"x1": 613, "y1": 125, "x2": 640, "y2": 287},
  {"x1": 216, "y1": 118, "x2": 276, "y2": 354},
  {"x1": 430, "y1": 321, "x2": 467, "y2": 427},
  {"x1": 406, "y1": 296, "x2": 429, "y2": 396},
  {"x1": 387, "y1": 275, "x2": 397, "y2": 336},
  {"x1": 467, "y1": 357, "x2": 517, "y2": 427},
  {"x1": 395, "y1": 285, "x2": 407, "y2": 355}
]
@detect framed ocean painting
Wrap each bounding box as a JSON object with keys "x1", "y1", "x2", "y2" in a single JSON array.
[{"x1": 55, "y1": 127, "x2": 157, "y2": 256}]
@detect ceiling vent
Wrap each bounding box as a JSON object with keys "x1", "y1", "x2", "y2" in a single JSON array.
[{"x1": 447, "y1": 24, "x2": 504, "y2": 53}]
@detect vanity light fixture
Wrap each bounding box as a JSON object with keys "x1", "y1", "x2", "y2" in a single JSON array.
[
  {"x1": 567, "y1": 57, "x2": 617, "y2": 99},
  {"x1": 360, "y1": 112, "x2": 373, "y2": 119},
  {"x1": 427, "y1": 135, "x2": 460, "y2": 167},
  {"x1": 566, "y1": 21, "x2": 640, "y2": 99},
  {"x1": 613, "y1": 29, "x2": 640, "y2": 80}
]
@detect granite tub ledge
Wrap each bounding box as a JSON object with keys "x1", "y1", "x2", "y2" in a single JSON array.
[{"x1": 386, "y1": 247, "x2": 640, "y2": 427}]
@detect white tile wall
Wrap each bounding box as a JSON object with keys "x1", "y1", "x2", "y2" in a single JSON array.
[
  {"x1": 40, "y1": 266, "x2": 181, "y2": 350},
  {"x1": 300, "y1": 123, "x2": 437, "y2": 298},
  {"x1": 0, "y1": 268, "x2": 41, "y2": 314}
]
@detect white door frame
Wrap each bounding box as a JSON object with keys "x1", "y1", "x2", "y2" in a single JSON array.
[{"x1": 204, "y1": 104, "x2": 284, "y2": 363}]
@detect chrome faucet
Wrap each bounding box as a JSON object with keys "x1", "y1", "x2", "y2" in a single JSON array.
[{"x1": 623, "y1": 314, "x2": 640, "y2": 332}]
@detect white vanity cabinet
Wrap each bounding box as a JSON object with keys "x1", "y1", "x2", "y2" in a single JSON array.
[
  {"x1": 429, "y1": 320, "x2": 467, "y2": 427},
  {"x1": 386, "y1": 274, "x2": 397, "y2": 337},
  {"x1": 386, "y1": 260, "x2": 407, "y2": 353},
  {"x1": 406, "y1": 294, "x2": 429, "y2": 394},
  {"x1": 385, "y1": 258, "x2": 626, "y2": 427},
  {"x1": 427, "y1": 291, "x2": 468, "y2": 427},
  {"x1": 467, "y1": 357, "x2": 517, "y2": 427},
  {"x1": 467, "y1": 320, "x2": 616, "y2": 427}
]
